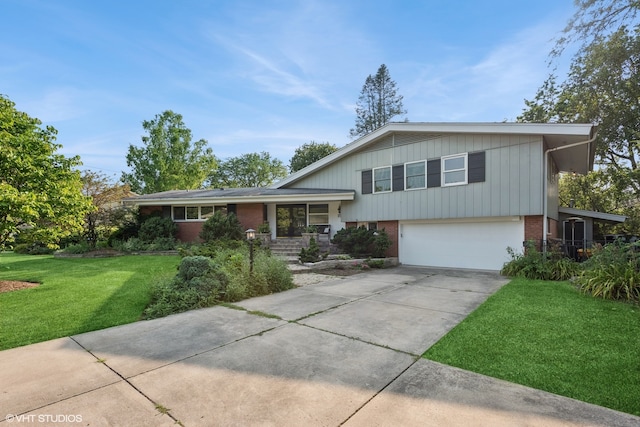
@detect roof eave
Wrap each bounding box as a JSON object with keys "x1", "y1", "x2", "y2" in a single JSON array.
[{"x1": 126, "y1": 191, "x2": 355, "y2": 206}]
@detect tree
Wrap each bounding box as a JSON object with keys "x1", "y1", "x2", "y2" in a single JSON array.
[
  {"x1": 520, "y1": 25, "x2": 640, "y2": 234},
  {"x1": 0, "y1": 95, "x2": 94, "y2": 250},
  {"x1": 553, "y1": 0, "x2": 640, "y2": 56},
  {"x1": 349, "y1": 64, "x2": 407, "y2": 139},
  {"x1": 289, "y1": 141, "x2": 338, "y2": 173},
  {"x1": 81, "y1": 171, "x2": 134, "y2": 248},
  {"x1": 208, "y1": 152, "x2": 288, "y2": 188},
  {"x1": 122, "y1": 110, "x2": 217, "y2": 194}
]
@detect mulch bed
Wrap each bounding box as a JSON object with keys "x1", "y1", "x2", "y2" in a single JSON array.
[{"x1": 0, "y1": 280, "x2": 40, "y2": 293}]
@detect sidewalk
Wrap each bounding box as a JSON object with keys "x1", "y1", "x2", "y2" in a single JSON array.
[{"x1": 1, "y1": 267, "x2": 638, "y2": 426}]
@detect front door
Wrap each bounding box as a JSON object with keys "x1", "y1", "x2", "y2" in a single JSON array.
[{"x1": 276, "y1": 204, "x2": 306, "y2": 237}]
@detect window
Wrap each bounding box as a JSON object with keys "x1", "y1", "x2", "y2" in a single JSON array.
[
  {"x1": 405, "y1": 161, "x2": 426, "y2": 190},
  {"x1": 308, "y1": 204, "x2": 329, "y2": 225},
  {"x1": 173, "y1": 206, "x2": 185, "y2": 220},
  {"x1": 442, "y1": 154, "x2": 467, "y2": 186},
  {"x1": 186, "y1": 206, "x2": 199, "y2": 220},
  {"x1": 201, "y1": 206, "x2": 214, "y2": 219},
  {"x1": 172, "y1": 205, "x2": 227, "y2": 221},
  {"x1": 373, "y1": 166, "x2": 391, "y2": 193}
]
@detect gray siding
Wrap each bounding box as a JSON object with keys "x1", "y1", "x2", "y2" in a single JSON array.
[{"x1": 288, "y1": 133, "x2": 545, "y2": 222}]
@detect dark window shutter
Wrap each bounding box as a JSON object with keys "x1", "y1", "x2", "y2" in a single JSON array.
[
  {"x1": 362, "y1": 170, "x2": 372, "y2": 194},
  {"x1": 468, "y1": 151, "x2": 486, "y2": 183},
  {"x1": 392, "y1": 164, "x2": 404, "y2": 191},
  {"x1": 227, "y1": 204, "x2": 237, "y2": 215},
  {"x1": 427, "y1": 159, "x2": 441, "y2": 188}
]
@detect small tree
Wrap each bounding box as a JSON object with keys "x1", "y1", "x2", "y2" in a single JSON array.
[
  {"x1": 349, "y1": 64, "x2": 407, "y2": 139},
  {"x1": 81, "y1": 171, "x2": 134, "y2": 248}
]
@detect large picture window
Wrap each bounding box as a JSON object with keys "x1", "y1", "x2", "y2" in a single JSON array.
[
  {"x1": 405, "y1": 161, "x2": 426, "y2": 190},
  {"x1": 442, "y1": 154, "x2": 467, "y2": 186},
  {"x1": 373, "y1": 166, "x2": 392, "y2": 193}
]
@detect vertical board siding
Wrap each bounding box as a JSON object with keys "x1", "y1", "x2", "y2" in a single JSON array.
[{"x1": 289, "y1": 133, "x2": 545, "y2": 221}]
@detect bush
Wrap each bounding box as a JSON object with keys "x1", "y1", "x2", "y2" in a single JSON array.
[
  {"x1": 331, "y1": 226, "x2": 392, "y2": 258},
  {"x1": 199, "y1": 211, "x2": 244, "y2": 242},
  {"x1": 575, "y1": 243, "x2": 640, "y2": 302},
  {"x1": 138, "y1": 217, "x2": 177, "y2": 243},
  {"x1": 501, "y1": 241, "x2": 580, "y2": 281},
  {"x1": 299, "y1": 237, "x2": 321, "y2": 263},
  {"x1": 13, "y1": 243, "x2": 54, "y2": 255},
  {"x1": 61, "y1": 242, "x2": 91, "y2": 254},
  {"x1": 144, "y1": 256, "x2": 228, "y2": 318},
  {"x1": 144, "y1": 246, "x2": 294, "y2": 319}
]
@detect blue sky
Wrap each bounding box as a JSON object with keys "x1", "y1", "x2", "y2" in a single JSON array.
[{"x1": 1, "y1": 0, "x2": 577, "y2": 179}]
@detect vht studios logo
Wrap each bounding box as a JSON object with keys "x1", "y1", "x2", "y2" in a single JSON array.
[{"x1": 5, "y1": 414, "x2": 83, "y2": 423}]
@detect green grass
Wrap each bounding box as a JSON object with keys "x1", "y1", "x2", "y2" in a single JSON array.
[
  {"x1": 423, "y1": 277, "x2": 640, "y2": 416},
  {"x1": 0, "y1": 252, "x2": 180, "y2": 350}
]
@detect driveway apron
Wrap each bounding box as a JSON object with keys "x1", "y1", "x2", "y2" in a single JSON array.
[{"x1": 1, "y1": 266, "x2": 638, "y2": 426}]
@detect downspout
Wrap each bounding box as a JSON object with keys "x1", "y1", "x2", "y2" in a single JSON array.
[{"x1": 542, "y1": 133, "x2": 597, "y2": 251}]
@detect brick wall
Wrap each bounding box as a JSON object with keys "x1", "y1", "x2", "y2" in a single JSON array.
[
  {"x1": 177, "y1": 222, "x2": 203, "y2": 242},
  {"x1": 378, "y1": 220, "x2": 399, "y2": 257},
  {"x1": 236, "y1": 203, "x2": 264, "y2": 231},
  {"x1": 524, "y1": 215, "x2": 543, "y2": 243}
]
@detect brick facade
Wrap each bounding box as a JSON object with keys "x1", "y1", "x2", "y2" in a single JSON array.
[
  {"x1": 236, "y1": 203, "x2": 265, "y2": 231},
  {"x1": 378, "y1": 220, "x2": 399, "y2": 257},
  {"x1": 177, "y1": 222, "x2": 203, "y2": 242},
  {"x1": 524, "y1": 215, "x2": 559, "y2": 244}
]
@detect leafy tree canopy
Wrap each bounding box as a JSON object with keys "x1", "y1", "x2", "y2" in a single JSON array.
[
  {"x1": 0, "y1": 94, "x2": 94, "y2": 249},
  {"x1": 122, "y1": 110, "x2": 216, "y2": 194},
  {"x1": 349, "y1": 64, "x2": 407, "y2": 139},
  {"x1": 208, "y1": 152, "x2": 288, "y2": 188},
  {"x1": 81, "y1": 171, "x2": 133, "y2": 247},
  {"x1": 289, "y1": 141, "x2": 338, "y2": 173}
]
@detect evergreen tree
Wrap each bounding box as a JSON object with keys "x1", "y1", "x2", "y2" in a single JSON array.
[{"x1": 349, "y1": 64, "x2": 407, "y2": 139}]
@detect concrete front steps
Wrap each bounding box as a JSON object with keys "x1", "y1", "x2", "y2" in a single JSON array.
[{"x1": 269, "y1": 237, "x2": 333, "y2": 258}]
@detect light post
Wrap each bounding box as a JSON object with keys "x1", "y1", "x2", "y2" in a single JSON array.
[{"x1": 245, "y1": 228, "x2": 256, "y2": 274}]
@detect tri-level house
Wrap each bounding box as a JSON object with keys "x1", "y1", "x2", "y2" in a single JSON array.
[{"x1": 129, "y1": 122, "x2": 624, "y2": 270}]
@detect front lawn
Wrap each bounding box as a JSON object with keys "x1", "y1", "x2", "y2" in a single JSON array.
[
  {"x1": 423, "y1": 277, "x2": 640, "y2": 416},
  {"x1": 0, "y1": 252, "x2": 179, "y2": 350}
]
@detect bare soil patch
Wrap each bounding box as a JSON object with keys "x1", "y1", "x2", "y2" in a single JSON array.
[{"x1": 0, "y1": 280, "x2": 40, "y2": 293}]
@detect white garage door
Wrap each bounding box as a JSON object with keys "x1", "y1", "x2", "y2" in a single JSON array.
[{"x1": 399, "y1": 219, "x2": 524, "y2": 270}]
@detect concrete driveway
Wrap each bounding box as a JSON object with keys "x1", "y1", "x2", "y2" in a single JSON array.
[{"x1": 1, "y1": 266, "x2": 638, "y2": 426}]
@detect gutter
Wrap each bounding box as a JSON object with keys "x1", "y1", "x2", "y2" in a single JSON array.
[{"x1": 542, "y1": 133, "x2": 597, "y2": 250}]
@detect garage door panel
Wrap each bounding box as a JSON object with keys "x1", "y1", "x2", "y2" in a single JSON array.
[{"x1": 399, "y1": 220, "x2": 524, "y2": 270}]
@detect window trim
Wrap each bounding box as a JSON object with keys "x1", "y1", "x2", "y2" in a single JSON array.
[
  {"x1": 441, "y1": 153, "x2": 468, "y2": 187},
  {"x1": 373, "y1": 166, "x2": 392, "y2": 193},
  {"x1": 172, "y1": 205, "x2": 226, "y2": 221},
  {"x1": 404, "y1": 160, "x2": 426, "y2": 191}
]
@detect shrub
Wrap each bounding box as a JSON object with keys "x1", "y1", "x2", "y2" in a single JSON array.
[
  {"x1": 199, "y1": 211, "x2": 244, "y2": 242},
  {"x1": 61, "y1": 242, "x2": 91, "y2": 254},
  {"x1": 299, "y1": 237, "x2": 321, "y2": 263},
  {"x1": 145, "y1": 246, "x2": 295, "y2": 319},
  {"x1": 575, "y1": 243, "x2": 640, "y2": 302},
  {"x1": 144, "y1": 256, "x2": 228, "y2": 318},
  {"x1": 501, "y1": 240, "x2": 580, "y2": 281},
  {"x1": 366, "y1": 258, "x2": 385, "y2": 268},
  {"x1": 138, "y1": 217, "x2": 177, "y2": 243},
  {"x1": 13, "y1": 243, "x2": 54, "y2": 255},
  {"x1": 331, "y1": 226, "x2": 392, "y2": 258}
]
